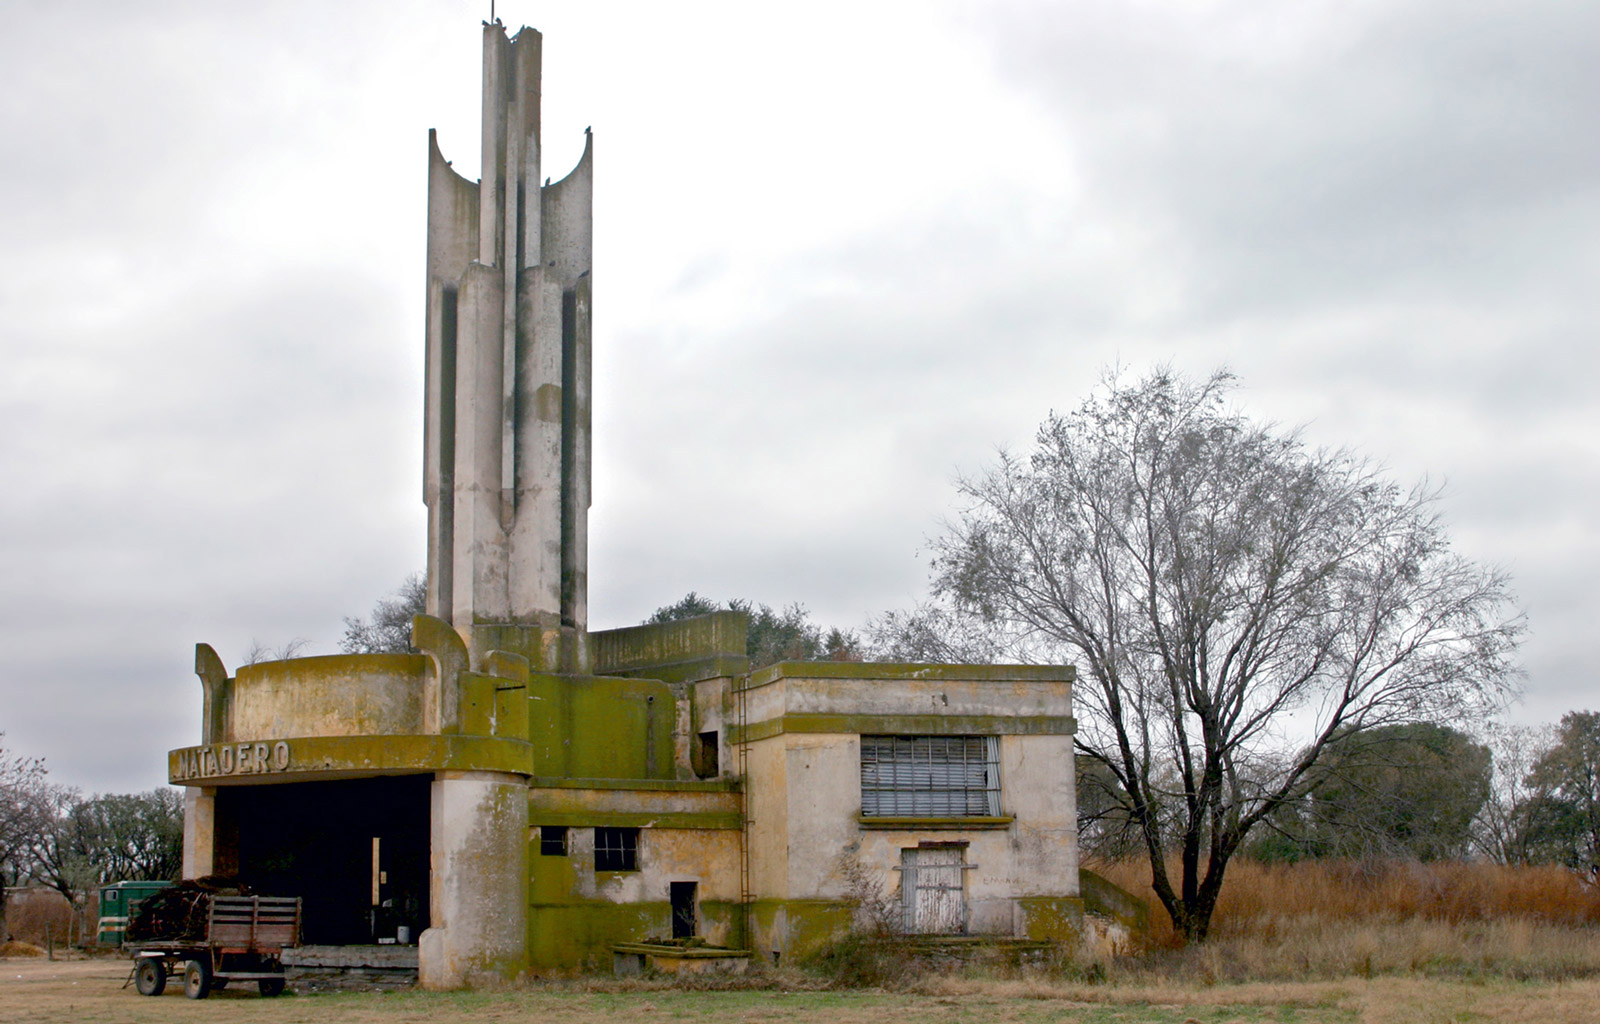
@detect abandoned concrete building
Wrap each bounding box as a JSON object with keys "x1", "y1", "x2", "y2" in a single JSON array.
[{"x1": 169, "y1": 22, "x2": 1085, "y2": 989}]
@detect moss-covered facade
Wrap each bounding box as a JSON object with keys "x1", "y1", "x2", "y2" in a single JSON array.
[{"x1": 170, "y1": 21, "x2": 1087, "y2": 989}]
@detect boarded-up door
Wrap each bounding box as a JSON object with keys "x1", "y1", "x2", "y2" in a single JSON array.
[{"x1": 902, "y1": 846, "x2": 966, "y2": 934}]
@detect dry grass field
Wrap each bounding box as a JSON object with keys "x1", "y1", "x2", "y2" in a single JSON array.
[
  {"x1": 5, "y1": 956, "x2": 1600, "y2": 1024},
  {"x1": 4, "y1": 860, "x2": 1596, "y2": 1023}
]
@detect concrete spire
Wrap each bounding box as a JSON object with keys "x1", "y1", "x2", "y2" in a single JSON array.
[{"x1": 423, "y1": 23, "x2": 593, "y2": 671}]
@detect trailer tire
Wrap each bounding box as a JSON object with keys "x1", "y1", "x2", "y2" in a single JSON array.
[
  {"x1": 183, "y1": 959, "x2": 212, "y2": 999},
  {"x1": 135, "y1": 958, "x2": 165, "y2": 996},
  {"x1": 259, "y1": 977, "x2": 285, "y2": 997}
]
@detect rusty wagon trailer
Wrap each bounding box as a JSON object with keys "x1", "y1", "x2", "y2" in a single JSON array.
[{"x1": 130, "y1": 894, "x2": 301, "y2": 999}]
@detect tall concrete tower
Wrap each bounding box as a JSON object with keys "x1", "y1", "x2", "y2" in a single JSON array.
[{"x1": 423, "y1": 21, "x2": 593, "y2": 672}]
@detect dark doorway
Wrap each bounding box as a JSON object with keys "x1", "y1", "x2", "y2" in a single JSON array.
[
  {"x1": 214, "y1": 775, "x2": 430, "y2": 946},
  {"x1": 670, "y1": 881, "x2": 697, "y2": 939}
]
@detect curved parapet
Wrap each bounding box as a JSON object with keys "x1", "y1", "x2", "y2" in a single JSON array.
[
  {"x1": 228, "y1": 653, "x2": 429, "y2": 741},
  {"x1": 194, "y1": 643, "x2": 230, "y2": 745},
  {"x1": 416, "y1": 613, "x2": 470, "y2": 734},
  {"x1": 540, "y1": 129, "x2": 592, "y2": 288}
]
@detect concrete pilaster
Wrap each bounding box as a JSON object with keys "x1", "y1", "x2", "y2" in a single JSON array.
[
  {"x1": 420, "y1": 771, "x2": 529, "y2": 989},
  {"x1": 181, "y1": 786, "x2": 216, "y2": 879}
]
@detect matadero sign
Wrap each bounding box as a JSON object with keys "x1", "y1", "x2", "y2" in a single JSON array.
[{"x1": 172, "y1": 741, "x2": 292, "y2": 782}]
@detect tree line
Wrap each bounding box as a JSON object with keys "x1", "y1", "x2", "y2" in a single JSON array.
[{"x1": 0, "y1": 737, "x2": 182, "y2": 940}]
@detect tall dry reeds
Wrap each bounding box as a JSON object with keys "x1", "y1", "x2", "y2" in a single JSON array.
[
  {"x1": 1091, "y1": 858, "x2": 1600, "y2": 941},
  {"x1": 1083, "y1": 858, "x2": 1600, "y2": 981}
]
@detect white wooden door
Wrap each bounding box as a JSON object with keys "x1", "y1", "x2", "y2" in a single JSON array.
[{"x1": 902, "y1": 846, "x2": 966, "y2": 934}]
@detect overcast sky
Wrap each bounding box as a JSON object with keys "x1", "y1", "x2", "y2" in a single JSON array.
[{"x1": 2, "y1": 0, "x2": 1596, "y2": 793}]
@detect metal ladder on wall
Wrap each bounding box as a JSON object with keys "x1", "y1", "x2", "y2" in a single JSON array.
[{"x1": 737, "y1": 672, "x2": 753, "y2": 952}]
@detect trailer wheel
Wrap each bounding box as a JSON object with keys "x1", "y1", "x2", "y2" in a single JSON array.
[
  {"x1": 183, "y1": 959, "x2": 212, "y2": 999},
  {"x1": 258, "y1": 977, "x2": 285, "y2": 997},
  {"x1": 134, "y1": 958, "x2": 166, "y2": 996}
]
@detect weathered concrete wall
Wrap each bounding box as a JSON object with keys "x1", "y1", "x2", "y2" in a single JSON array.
[
  {"x1": 738, "y1": 663, "x2": 1079, "y2": 955},
  {"x1": 228, "y1": 654, "x2": 428, "y2": 740},
  {"x1": 590, "y1": 613, "x2": 749, "y2": 678},
  {"x1": 527, "y1": 824, "x2": 742, "y2": 969},
  {"x1": 1000, "y1": 734, "x2": 1078, "y2": 897},
  {"x1": 745, "y1": 732, "x2": 789, "y2": 899},
  {"x1": 421, "y1": 770, "x2": 528, "y2": 988},
  {"x1": 529, "y1": 778, "x2": 740, "y2": 827},
  {"x1": 525, "y1": 673, "x2": 676, "y2": 779},
  {"x1": 739, "y1": 663, "x2": 1076, "y2": 734}
]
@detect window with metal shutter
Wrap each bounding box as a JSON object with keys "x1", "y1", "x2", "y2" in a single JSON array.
[{"x1": 860, "y1": 735, "x2": 1000, "y2": 816}]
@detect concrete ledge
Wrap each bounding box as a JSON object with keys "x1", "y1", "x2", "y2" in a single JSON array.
[
  {"x1": 733, "y1": 714, "x2": 1076, "y2": 743},
  {"x1": 528, "y1": 776, "x2": 739, "y2": 792},
  {"x1": 742, "y1": 661, "x2": 1075, "y2": 689},
  {"x1": 284, "y1": 944, "x2": 420, "y2": 968},
  {"x1": 857, "y1": 815, "x2": 1015, "y2": 830}
]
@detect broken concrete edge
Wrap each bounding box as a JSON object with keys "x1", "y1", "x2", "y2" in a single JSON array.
[{"x1": 1078, "y1": 868, "x2": 1151, "y2": 933}]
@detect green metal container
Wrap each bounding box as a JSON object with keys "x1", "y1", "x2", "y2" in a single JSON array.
[{"x1": 97, "y1": 880, "x2": 173, "y2": 946}]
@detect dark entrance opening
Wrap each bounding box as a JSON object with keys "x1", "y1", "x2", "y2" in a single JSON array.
[
  {"x1": 214, "y1": 775, "x2": 430, "y2": 946},
  {"x1": 670, "y1": 881, "x2": 697, "y2": 939}
]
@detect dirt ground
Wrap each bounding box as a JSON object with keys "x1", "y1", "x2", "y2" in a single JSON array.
[{"x1": 3, "y1": 955, "x2": 1599, "y2": 1024}]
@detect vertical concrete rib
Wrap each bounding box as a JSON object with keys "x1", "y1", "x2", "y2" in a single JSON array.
[
  {"x1": 542, "y1": 132, "x2": 593, "y2": 633},
  {"x1": 563, "y1": 274, "x2": 592, "y2": 633},
  {"x1": 424, "y1": 129, "x2": 479, "y2": 621},
  {"x1": 452, "y1": 262, "x2": 510, "y2": 625},
  {"x1": 498, "y1": 81, "x2": 520, "y2": 532},
  {"x1": 478, "y1": 25, "x2": 507, "y2": 267},
  {"x1": 509, "y1": 268, "x2": 564, "y2": 621}
]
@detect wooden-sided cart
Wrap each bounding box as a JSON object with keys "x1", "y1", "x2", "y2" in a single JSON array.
[{"x1": 130, "y1": 894, "x2": 302, "y2": 999}]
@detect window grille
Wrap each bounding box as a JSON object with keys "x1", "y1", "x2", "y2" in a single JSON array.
[
  {"x1": 594, "y1": 827, "x2": 638, "y2": 871},
  {"x1": 860, "y1": 735, "x2": 1001, "y2": 817}
]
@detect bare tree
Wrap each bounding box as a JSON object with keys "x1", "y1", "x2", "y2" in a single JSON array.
[
  {"x1": 340, "y1": 572, "x2": 427, "y2": 655},
  {"x1": 242, "y1": 637, "x2": 311, "y2": 667},
  {"x1": 890, "y1": 367, "x2": 1523, "y2": 942},
  {"x1": 0, "y1": 736, "x2": 50, "y2": 941},
  {"x1": 1473, "y1": 721, "x2": 1554, "y2": 865}
]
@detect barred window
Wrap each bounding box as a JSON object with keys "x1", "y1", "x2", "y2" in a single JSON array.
[
  {"x1": 860, "y1": 736, "x2": 1001, "y2": 817},
  {"x1": 594, "y1": 827, "x2": 638, "y2": 871}
]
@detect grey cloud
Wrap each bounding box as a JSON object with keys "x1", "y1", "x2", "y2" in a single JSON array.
[{"x1": 973, "y1": 0, "x2": 1600, "y2": 321}]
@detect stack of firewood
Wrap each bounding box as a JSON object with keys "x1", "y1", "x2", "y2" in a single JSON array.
[{"x1": 126, "y1": 876, "x2": 253, "y2": 942}]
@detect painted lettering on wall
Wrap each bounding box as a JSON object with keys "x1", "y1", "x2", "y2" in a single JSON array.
[{"x1": 171, "y1": 741, "x2": 292, "y2": 781}]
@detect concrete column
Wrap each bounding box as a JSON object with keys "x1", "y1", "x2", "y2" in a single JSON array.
[
  {"x1": 419, "y1": 771, "x2": 528, "y2": 989},
  {"x1": 181, "y1": 787, "x2": 216, "y2": 879}
]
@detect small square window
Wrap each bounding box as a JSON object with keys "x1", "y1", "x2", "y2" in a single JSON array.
[
  {"x1": 594, "y1": 827, "x2": 638, "y2": 872},
  {"x1": 539, "y1": 826, "x2": 568, "y2": 857}
]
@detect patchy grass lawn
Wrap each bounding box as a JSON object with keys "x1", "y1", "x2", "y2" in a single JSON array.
[{"x1": 5, "y1": 956, "x2": 1600, "y2": 1024}]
